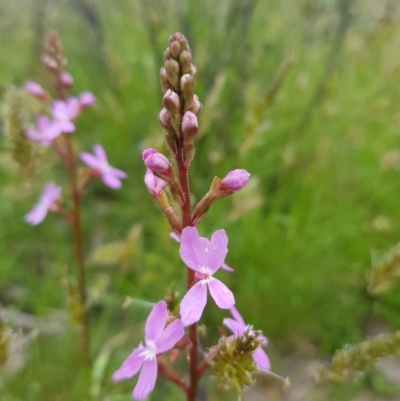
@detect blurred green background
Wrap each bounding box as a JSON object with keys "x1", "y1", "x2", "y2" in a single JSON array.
[{"x1": 1, "y1": 0, "x2": 400, "y2": 400}]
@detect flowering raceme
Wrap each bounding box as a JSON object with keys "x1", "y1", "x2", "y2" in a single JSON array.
[
  {"x1": 80, "y1": 144, "x2": 127, "y2": 189},
  {"x1": 112, "y1": 301, "x2": 184, "y2": 400},
  {"x1": 179, "y1": 227, "x2": 235, "y2": 326},
  {"x1": 223, "y1": 306, "x2": 271, "y2": 371},
  {"x1": 24, "y1": 183, "x2": 62, "y2": 225}
]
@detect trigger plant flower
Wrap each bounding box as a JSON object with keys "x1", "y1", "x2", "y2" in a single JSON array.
[
  {"x1": 25, "y1": 115, "x2": 62, "y2": 146},
  {"x1": 51, "y1": 97, "x2": 80, "y2": 133},
  {"x1": 24, "y1": 183, "x2": 62, "y2": 225},
  {"x1": 80, "y1": 144, "x2": 127, "y2": 189},
  {"x1": 112, "y1": 301, "x2": 184, "y2": 400},
  {"x1": 223, "y1": 306, "x2": 271, "y2": 371},
  {"x1": 179, "y1": 227, "x2": 235, "y2": 326}
]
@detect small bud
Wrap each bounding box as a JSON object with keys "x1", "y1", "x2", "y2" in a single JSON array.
[
  {"x1": 163, "y1": 48, "x2": 172, "y2": 62},
  {"x1": 180, "y1": 74, "x2": 196, "y2": 94},
  {"x1": 190, "y1": 65, "x2": 197, "y2": 77},
  {"x1": 179, "y1": 50, "x2": 192, "y2": 74},
  {"x1": 78, "y1": 91, "x2": 96, "y2": 109},
  {"x1": 24, "y1": 81, "x2": 46, "y2": 100},
  {"x1": 144, "y1": 169, "x2": 166, "y2": 196},
  {"x1": 182, "y1": 111, "x2": 198, "y2": 140},
  {"x1": 59, "y1": 72, "x2": 73, "y2": 86},
  {"x1": 170, "y1": 41, "x2": 182, "y2": 58},
  {"x1": 142, "y1": 148, "x2": 171, "y2": 175},
  {"x1": 219, "y1": 169, "x2": 250, "y2": 191},
  {"x1": 158, "y1": 108, "x2": 172, "y2": 130},
  {"x1": 163, "y1": 90, "x2": 180, "y2": 115},
  {"x1": 164, "y1": 59, "x2": 180, "y2": 88},
  {"x1": 188, "y1": 94, "x2": 202, "y2": 115}
]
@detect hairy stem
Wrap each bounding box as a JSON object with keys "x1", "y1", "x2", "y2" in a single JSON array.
[{"x1": 65, "y1": 134, "x2": 90, "y2": 367}]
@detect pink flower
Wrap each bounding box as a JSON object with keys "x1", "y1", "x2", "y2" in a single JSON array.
[
  {"x1": 25, "y1": 115, "x2": 62, "y2": 146},
  {"x1": 223, "y1": 306, "x2": 270, "y2": 371},
  {"x1": 170, "y1": 232, "x2": 233, "y2": 272},
  {"x1": 51, "y1": 98, "x2": 80, "y2": 133},
  {"x1": 59, "y1": 72, "x2": 74, "y2": 86},
  {"x1": 179, "y1": 227, "x2": 235, "y2": 326},
  {"x1": 80, "y1": 144, "x2": 127, "y2": 189},
  {"x1": 144, "y1": 169, "x2": 166, "y2": 196},
  {"x1": 219, "y1": 169, "x2": 250, "y2": 191},
  {"x1": 24, "y1": 81, "x2": 46, "y2": 99},
  {"x1": 112, "y1": 301, "x2": 184, "y2": 400},
  {"x1": 24, "y1": 183, "x2": 62, "y2": 225},
  {"x1": 78, "y1": 91, "x2": 96, "y2": 109}
]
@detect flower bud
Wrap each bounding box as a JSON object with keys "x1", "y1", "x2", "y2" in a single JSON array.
[
  {"x1": 78, "y1": 91, "x2": 96, "y2": 109},
  {"x1": 180, "y1": 74, "x2": 196, "y2": 94},
  {"x1": 219, "y1": 169, "x2": 250, "y2": 191},
  {"x1": 59, "y1": 72, "x2": 73, "y2": 86},
  {"x1": 24, "y1": 81, "x2": 46, "y2": 99},
  {"x1": 164, "y1": 59, "x2": 180, "y2": 88},
  {"x1": 188, "y1": 94, "x2": 202, "y2": 115},
  {"x1": 163, "y1": 89, "x2": 180, "y2": 115},
  {"x1": 142, "y1": 148, "x2": 171, "y2": 175},
  {"x1": 182, "y1": 111, "x2": 198, "y2": 140},
  {"x1": 179, "y1": 50, "x2": 192, "y2": 74},
  {"x1": 158, "y1": 108, "x2": 172, "y2": 130},
  {"x1": 170, "y1": 41, "x2": 182, "y2": 59},
  {"x1": 144, "y1": 168, "x2": 166, "y2": 196}
]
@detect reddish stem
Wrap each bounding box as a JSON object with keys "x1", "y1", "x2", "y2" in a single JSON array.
[
  {"x1": 197, "y1": 358, "x2": 210, "y2": 378},
  {"x1": 157, "y1": 357, "x2": 189, "y2": 394}
]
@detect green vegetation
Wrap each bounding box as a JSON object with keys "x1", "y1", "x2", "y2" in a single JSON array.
[{"x1": 1, "y1": 0, "x2": 400, "y2": 399}]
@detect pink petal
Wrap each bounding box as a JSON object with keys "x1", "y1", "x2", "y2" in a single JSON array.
[
  {"x1": 59, "y1": 121, "x2": 75, "y2": 133},
  {"x1": 133, "y1": 358, "x2": 157, "y2": 400},
  {"x1": 112, "y1": 347, "x2": 145, "y2": 382},
  {"x1": 208, "y1": 278, "x2": 235, "y2": 309},
  {"x1": 66, "y1": 97, "x2": 80, "y2": 118},
  {"x1": 180, "y1": 281, "x2": 207, "y2": 326},
  {"x1": 41, "y1": 183, "x2": 62, "y2": 203},
  {"x1": 93, "y1": 144, "x2": 107, "y2": 162},
  {"x1": 253, "y1": 347, "x2": 271, "y2": 371},
  {"x1": 145, "y1": 301, "x2": 168, "y2": 341},
  {"x1": 51, "y1": 100, "x2": 66, "y2": 119},
  {"x1": 206, "y1": 229, "x2": 228, "y2": 273},
  {"x1": 229, "y1": 306, "x2": 246, "y2": 326},
  {"x1": 170, "y1": 232, "x2": 180, "y2": 243},
  {"x1": 102, "y1": 172, "x2": 122, "y2": 189},
  {"x1": 25, "y1": 129, "x2": 43, "y2": 142},
  {"x1": 80, "y1": 152, "x2": 103, "y2": 170},
  {"x1": 154, "y1": 319, "x2": 184, "y2": 354},
  {"x1": 222, "y1": 317, "x2": 245, "y2": 336},
  {"x1": 179, "y1": 227, "x2": 205, "y2": 272},
  {"x1": 221, "y1": 262, "x2": 234, "y2": 272},
  {"x1": 23, "y1": 204, "x2": 48, "y2": 225},
  {"x1": 36, "y1": 115, "x2": 50, "y2": 131},
  {"x1": 111, "y1": 167, "x2": 127, "y2": 179}
]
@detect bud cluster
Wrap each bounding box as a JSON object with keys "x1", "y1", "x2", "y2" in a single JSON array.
[
  {"x1": 159, "y1": 33, "x2": 201, "y2": 164},
  {"x1": 209, "y1": 330, "x2": 263, "y2": 394}
]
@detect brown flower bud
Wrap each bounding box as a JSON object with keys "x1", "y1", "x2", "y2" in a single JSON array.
[
  {"x1": 170, "y1": 41, "x2": 182, "y2": 59},
  {"x1": 163, "y1": 89, "x2": 180, "y2": 115},
  {"x1": 179, "y1": 50, "x2": 192, "y2": 74}
]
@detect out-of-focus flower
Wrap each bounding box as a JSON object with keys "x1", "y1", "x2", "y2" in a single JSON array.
[
  {"x1": 223, "y1": 306, "x2": 270, "y2": 371},
  {"x1": 219, "y1": 169, "x2": 250, "y2": 191},
  {"x1": 80, "y1": 144, "x2": 127, "y2": 189},
  {"x1": 25, "y1": 115, "x2": 62, "y2": 146},
  {"x1": 24, "y1": 183, "x2": 62, "y2": 225},
  {"x1": 78, "y1": 91, "x2": 96, "y2": 109},
  {"x1": 24, "y1": 81, "x2": 46, "y2": 100},
  {"x1": 59, "y1": 72, "x2": 73, "y2": 86},
  {"x1": 179, "y1": 227, "x2": 235, "y2": 326},
  {"x1": 51, "y1": 98, "x2": 80, "y2": 133},
  {"x1": 144, "y1": 169, "x2": 166, "y2": 196},
  {"x1": 112, "y1": 301, "x2": 185, "y2": 400}
]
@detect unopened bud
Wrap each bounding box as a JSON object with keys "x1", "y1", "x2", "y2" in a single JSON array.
[
  {"x1": 182, "y1": 111, "x2": 198, "y2": 140},
  {"x1": 219, "y1": 169, "x2": 250, "y2": 191},
  {"x1": 59, "y1": 72, "x2": 73, "y2": 86},
  {"x1": 79, "y1": 91, "x2": 96, "y2": 109},
  {"x1": 144, "y1": 168, "x2": 166, "y2": 196},
  {"x1": 163, "y1": 90, "x2": 180, "y2": 115},
  {"x1": 158, "y1": 108, "x2": 172, "y2": 130},
  {"x1": 142, "y1": 148, "x2": 171, "y2": 175},
  {"x1": 170, "y1": 41, "x2": 182, "y2": 58},
  {"x1": 164, "y1": 59, "x2": 180, "y2": 88},
  {"x1": 24, "y1": 81, "x2": 46, "y2": 99},
  {"x1": 179, "y1": 50, "x2": 192, "y2": 74},
  {"x1": 188, "y1": 95, "x2": 202, "y2": 115},
  {"x1": 180, "y1": 74, "x2": 196, "y2": 94}
]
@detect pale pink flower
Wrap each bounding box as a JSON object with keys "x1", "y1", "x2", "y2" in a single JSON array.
[
  {"x1": 25, "y1": 115, "x2": 62, "y2": 146},
  {"x1": 59, "y1": 72, "x2": 74, "y2": 86},
  {"x1": 219, "y1": 169, "x2": 250, "y2": 191},
  {"x1": 142, "y1": 148, "x2": 171, "y2": 175},
  {"x1": 24, "y1": 183, "x2": 62, "y2": 225},
  {"x1": 78, "y1": 91, "x2": 96, "y2": 109},
  {"x1": 179, "y1": 227, "x2": 235, "y2": 326},
  {"x1": 24, "y1": 81, "x2": 46, "y2": 99},
  {"x1": 51, "y1": 97, "x2": 80, "y2": 133},
  {"x1": 170, "y1": 232, "x2": 233, "y2": 272},
  {"x1": 112, "y1": 301, "x2": 184, "y2": 400},
  {"x1": 223, "y1": 306, "x2": 270, "y2": 371},
  {"x1": 80, "y1": 144, "x2": 127, "y2": 189},
  {"x1": 144, "y1": 169, "x2": 166, "y2": 196}
]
